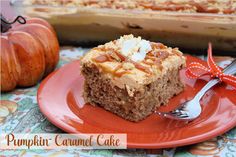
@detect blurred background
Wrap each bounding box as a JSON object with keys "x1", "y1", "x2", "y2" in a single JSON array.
[{"x1": 1, "y1": 0, "x2": 236, "y2": 56}]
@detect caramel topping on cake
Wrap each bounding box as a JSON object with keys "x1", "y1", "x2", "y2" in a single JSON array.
[
  {"x1": 90, "y1": 35, "x2": 175, "y2": 77},
  {"x1": 132, "y1": 61, "x2": 152, "y2": 75},
  {"x1": 112, "y1": 63, "x2": 131, "y2": 77},
  {"x1": 93, "y1": 54, "x2": 113, "y2": 63},
  {"x1": 87, "y1": 35, "x2": 182, "y2": 77},
  {"x1": 90, "y1": 36, "x2": 157, "y2": 77},
  {"x1": 93, "y1": 55, "x2": 152, "y2": 77},
  {"x1": 81, "y1": 34, "x2": 186, "y2": 89}
]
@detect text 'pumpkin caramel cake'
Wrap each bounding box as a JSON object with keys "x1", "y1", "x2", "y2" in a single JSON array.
[{"x1": 81, "y1": 35, "x2": 186, "y2": 122}]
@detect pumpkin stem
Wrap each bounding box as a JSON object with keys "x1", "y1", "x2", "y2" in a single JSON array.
[{"x1": 1, "y1": 14, "x2": 26, "y2": 33}]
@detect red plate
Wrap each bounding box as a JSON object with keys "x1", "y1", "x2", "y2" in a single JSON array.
[{"x1": 37, "y1": 55, "x2": 236, "y2": 148}]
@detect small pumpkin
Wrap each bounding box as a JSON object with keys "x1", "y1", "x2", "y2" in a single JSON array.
[{"x1": 0, "y1": 15, "x2": 59, "y2": 92}]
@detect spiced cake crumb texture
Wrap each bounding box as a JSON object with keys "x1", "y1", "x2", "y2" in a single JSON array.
[{"x1": 81, "y1": 34, "x2": 186, "y2": 122}]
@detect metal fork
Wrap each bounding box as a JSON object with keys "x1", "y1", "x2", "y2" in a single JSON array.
[{"x1": 156, "y1": 59, "x2": 236, "y2": 121}]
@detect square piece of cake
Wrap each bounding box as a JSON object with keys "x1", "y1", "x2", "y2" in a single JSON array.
[{"x1": 81, "y1": 35, "x2": 186, "y2": 122}]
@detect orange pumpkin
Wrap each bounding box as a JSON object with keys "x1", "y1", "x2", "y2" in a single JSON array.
[{"x1": 1, "y1": 16, "x2": 59, "y2": 92}]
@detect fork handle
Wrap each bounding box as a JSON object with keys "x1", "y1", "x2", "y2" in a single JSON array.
[
  {"x1": 194, "y1": 79, "x2": 219, "y2": 101},
  {"x1": 194, "y1": 59, "x2": 236, "y2": 101},
  {"x1": 223, "y1": 59, "x2": 236, "y2": 74}
]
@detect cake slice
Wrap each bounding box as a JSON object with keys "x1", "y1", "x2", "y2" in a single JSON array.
[{"x1": 81, "y1": 34, "x2": 186, "y2": 122}]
